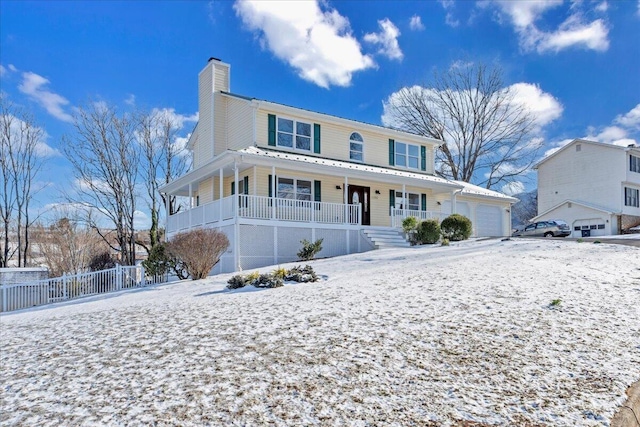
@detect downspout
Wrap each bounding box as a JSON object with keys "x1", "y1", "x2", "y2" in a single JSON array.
[{"x1": 451, "y1": 188, "x2": 463, "y2": 214}]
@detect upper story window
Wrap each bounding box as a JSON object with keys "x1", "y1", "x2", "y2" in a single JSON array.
[
  {"x1": 395, "y1": 142, "x2": 420, "y2": 169},
  {"x1": 277, "y1": 118, "x2": 311, "y2": 151},
  {"x1": 349, "y1": 132, "x2": 363, "y2": 162},
  {"x1": 630, "y1": 154, "x2": 640, "y2": 173},
  {"x1": 625, "y1": 187, "x2": 639, "y2": 207}
]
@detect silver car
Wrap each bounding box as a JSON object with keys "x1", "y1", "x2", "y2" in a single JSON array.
[{"x1": 512, "y1": 220, "x2": 571, "y2": 238}]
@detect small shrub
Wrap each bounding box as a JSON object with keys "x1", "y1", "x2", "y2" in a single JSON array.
[
  {"x1": 441, "y1": 238, "x2": 450, "y2": 246},
  {"x1": 402, "y1": 216, "x2": 418, "y2": 234},
  {"x1": 252, "y1": 273, "x2": 284, "y2": 288},
  {"x1": 227, "y1": 274, "x2": 248, "y2": 289},
  {"x1": 142, "y1": 244, "x2": 173, "y2": 276},
  {"x1": 88, "y1": 251, "x2": 117, "y2": 272},
  {"x1": 297, "y1": 238, "x2": 323, "y2": 261},
  {"x1": 577, "y1": 238, "x2": 584, "y2": 243},
  {"x1": 593, "y1": 240, "x2": 601, "y2": 244},
  {"x1": 286, "y1": 265, "x2": 318, "y2": 283},
  {"x1": 272, "y1": 267, "x2": 288, "y2": 280},
  {"x1": 417, "y1": 219, "x2": 441, "y2": 244},
  {"x1": 167, "y1": 229, "x2": 230, "y2": 280},
  {"x1": 440, "y1": 214, "x2": 472, "y2": 241},
  {"x1": 246, "y1": 271, "x2": 260, "y2": 284},
  {"x1": 549, "y1": 298, "x2": 562, "y2": 308}
]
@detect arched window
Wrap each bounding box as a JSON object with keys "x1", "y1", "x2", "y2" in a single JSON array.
[{"x1": 349, "y1": 132, "x2": 363, "y2": 162}]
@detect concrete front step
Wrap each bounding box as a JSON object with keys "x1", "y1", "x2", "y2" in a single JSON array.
[{"x1": 362, "y1": 229, "x2": 410, "y2": 248}]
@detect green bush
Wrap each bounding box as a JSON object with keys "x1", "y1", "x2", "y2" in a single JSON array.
[
  {"x1": 440, "y1": 214, "x2": 472, "y2": 241},
  {"x1": 441, "y1": 238, "x2": 450, "y2": 246},
  {"x1": 252, "y1": 273, "x2": 284, "y2": 288},
  {"x1": 285, "y1": 265, "x2": 318, "y2": 283},
  {"x1": 142, "y1": 244, "x2": 173, "y2": 276},
  {"x1": 416, "y1": 219, "x2": 441, "y2": 244},
  {"x1": 227, "y1": 274, "x2": 248, "y2": 289},
  {"x1": 297, "y1": 238, "x2": 323, "y2": 261},
  {"x1": 402, "y1": 216, "x2": 418, "y2": 234}
]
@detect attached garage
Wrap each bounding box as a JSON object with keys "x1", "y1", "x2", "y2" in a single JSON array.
[
  {"x1": 476, "y1": 204, "x2": 503, "y2": 237},
  {"x1": 532, "y1": 200, "x2": 618, "y2": 237}
]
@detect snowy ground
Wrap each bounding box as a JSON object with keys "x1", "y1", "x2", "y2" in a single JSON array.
[{"x1": 1, "y1": 238, "x2": 639, "y2": 426}]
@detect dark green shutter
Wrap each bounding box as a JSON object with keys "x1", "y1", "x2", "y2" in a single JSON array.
[
  {"x1": 314, "y1": 180, "x2": 321, "y2": 202},
  {"x1": 421, "y1": 146, "x2": 426, "y2": 171},
  {"x1": 389, "y1": 189, "x2": 395, "y2": 212},
  {"x1": 243, "y1": 176, "x2": 249, "y2": 195},
  {"x1": 268, "y1": 175, "x2": 273, "y2": 197},
  {"x1": 268, "y1": 114, "x2": 276, "y2": 146},
  {"x1": 389, "y1": 139, "x2": 395, "y2": 166},
  {"x1": 313, "y1": 124, "x2": 321, "y2": 154},
  {"x1": 421, "y1": 194, "x2": 427, "y2": 211},
  {"x1": 231, "y1": 182, "x2": 235, "y2": 195}
]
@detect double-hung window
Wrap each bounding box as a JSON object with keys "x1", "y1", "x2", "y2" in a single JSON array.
[
  {"x1": 630, "y1": 155, "x2": 640, "y2": 173},
  {"x1": 395, "y1": 191, "x2": 419, "y2": 211},
  {"x1": 349, "y1": 132, "x2": 363, "y2": 162},
  {"x1": 625, "y1": 187, "x2": 639, "y2": 207},
  {"x1": 278, "y1": 177, "x2": 312, "y2": 201},
  {"x1": 395, "y1": 142, "x2": 420, "y2": 169},
  {"x1": 277, "y1": 118, "x2": 312, "y2": 151}
]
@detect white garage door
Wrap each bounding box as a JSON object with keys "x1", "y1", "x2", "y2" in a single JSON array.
[
  {"x1": 572, "y1": 219, "x2": 607, "y2": 237},
  {"x1": 476, "y1": 204, "x2": 503, "y2": 237},
  {"x1": 441, "y1": 201, "x2": 470, "y2": 218}
]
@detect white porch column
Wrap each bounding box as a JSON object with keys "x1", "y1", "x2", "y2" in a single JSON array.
[
  {"x1": 219, "y1": 167, "x2": 223, "y2": 221},
  {"x1": 451, "y1": 190, "x2": 458, "y2": 214},
  {"x1": 234, "y1": 163, "x2": 240, "y2": 271},
  {"x1": 188, "y1": 183, "x2": 193, "y2": 228},
  {"x1": 164, "y1": 192, "x2": 170, "y2": 241},
  {"x1": 253, "y1": 166, "x2": 257, "y2": 196},
  {"x1": 402, "y1": 184, "x2": 406, "y2": 218},
  {"x1": 271, "y1": 166, "x2": 276, "y2": 220}
]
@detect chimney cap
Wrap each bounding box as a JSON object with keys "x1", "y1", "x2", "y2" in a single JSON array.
[{"x1": 208, "y1": 56, "x2": 222, "y2": 63}]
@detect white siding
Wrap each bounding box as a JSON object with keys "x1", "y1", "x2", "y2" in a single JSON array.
[
  {"x1": 195, "y1": 65, "x2": 214, "y2": 168},
  {"x1": 538, "y1": 143, "x2": 626, "y2": 213},
  {"x1": 227, "y1": 97, "x2": 254, "y2": 150}
]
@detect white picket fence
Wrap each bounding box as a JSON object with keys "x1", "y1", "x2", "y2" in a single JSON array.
[{"x1": 0, "y1": 265, "x2": 168, "y2": 313}]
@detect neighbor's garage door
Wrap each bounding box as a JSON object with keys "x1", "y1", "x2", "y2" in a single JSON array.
[
  {"x1": 476, "y1": 204, "x2": 503, "y2": 237},
  {"x1": 572, "y1": 219, "x2": 607, "y2": 237}
]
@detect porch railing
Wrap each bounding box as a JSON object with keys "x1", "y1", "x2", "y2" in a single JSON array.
[
  {"x1": 168, "y1": 195, "x2": 361, "y2": 233},
  {"x1": 0, "y1": 265, "x2": 167, "y2": 313},
  {"x1": 391, "y1": 208, "x2": 446, "y2": 228}
]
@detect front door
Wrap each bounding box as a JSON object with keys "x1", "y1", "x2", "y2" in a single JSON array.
[{"x1": 348, "y1": 185, "x2": 370, "y2": 225}]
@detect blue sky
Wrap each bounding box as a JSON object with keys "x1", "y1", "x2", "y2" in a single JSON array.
[{"x1": 1, "y1": 0, "x2": 639, "y2": 227}]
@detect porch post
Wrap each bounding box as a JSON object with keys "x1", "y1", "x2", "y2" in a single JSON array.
[
  {"x1": 253, "y1": 166, "x2": 257, "y2": 196},
  {"x1": 219, "y1": 167, "x2": 223, "y2": 221},
  {"x1": 234, "y1": 163, "x2": 240, "y2": 271},
  {"x1": 164, "y1": 191, "x2": 170, "y2": 240},
  {"x1": 188, "y1": 182, "x2": 193, "y2": 228},
  {"x1": 271, "y1": 166, "x2": 276, "y2": 220}
]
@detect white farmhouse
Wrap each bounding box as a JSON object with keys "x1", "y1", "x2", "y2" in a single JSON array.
[
  {"x1": 533, "y1": 139, "x2": 640, "y2": 237},
  {"x1": 160, "y1": 58, "x2": 516, "y2": 273}
]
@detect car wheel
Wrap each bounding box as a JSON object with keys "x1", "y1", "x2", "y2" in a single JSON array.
[{"x1": 544, "y1": 232, "x2": 553, "y2": 238}]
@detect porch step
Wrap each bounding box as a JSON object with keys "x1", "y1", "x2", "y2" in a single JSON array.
[{"x1": 362, "y1": 228, "x2": 410, "y2": 249}]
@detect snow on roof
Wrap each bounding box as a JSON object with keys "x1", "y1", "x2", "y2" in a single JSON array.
[
  {"x1": 450, "y1": 179, "x2": 518, "y2": 202},
  {"x1": 532, "y1": 199, "x2": 619, "y2": 221},
  {"x1": 238, "y1": 146, "x2": 458, "y2": 188}
]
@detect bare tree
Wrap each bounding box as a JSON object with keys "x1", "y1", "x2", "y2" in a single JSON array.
[
  {"x1": 383, "y1": 63, "x2": 539, "y2": 189},
  {"x1": 63, "y1": 103, "x2": 139, "y2": 265},
  {"x1": 137, "y1": 110, "x2": 189, "y2": 250},
  {"x1": 0, "y1": 97, "x2": 45, "y2": 267},
  {"x1": 32, "y1": 208, "x2": 106, "y2": 276}
]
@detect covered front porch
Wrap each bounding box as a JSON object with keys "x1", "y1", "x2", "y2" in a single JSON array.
[{"x1": 161, "y1": 147, "x2": 463, "y2": 237}]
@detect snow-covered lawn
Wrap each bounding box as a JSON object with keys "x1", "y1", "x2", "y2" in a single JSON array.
[{"x1": 1, "y1": 238, "x2": 639, "y2": 426}]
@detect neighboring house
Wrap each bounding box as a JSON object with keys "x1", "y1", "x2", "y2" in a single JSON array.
[
  {"x1": 160, "y1": 58, "x2": 516, "y2": 273},
  {"x1": 532, "y1": 139, "x2": 640, "y2": 237}
]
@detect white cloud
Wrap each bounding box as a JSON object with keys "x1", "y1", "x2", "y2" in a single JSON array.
[
  {"x1": 233, "y1": 0, "x2": 375, "y2": 88},
  {"x1": 5, "y1": 113, "x2": 58, "y2": 158},
  {"x1": 409, "y1": 15, "x2": 425, "y2": 31},
  {"x1": 438, "y1": 0, "x2": 460, "y2": 27},
  {"x1": 0, "y1": 65, "x2": 6, "y2": 77},
  {"x1": 8, "y1": 64, "x2": 17, "y2": 72},
  {"x1": 501, "y1": 181, "x2": 525, "y2": 196},
  {"x1": 35, "y1": 141, "x2": 60, "y2": 158},
  {"x1": 125, "y1": 94, "x2": 136, "y2": 106},
  {"x1": 614, "y1": 103, "x2": 640, "y2": 129},
  {"x1": 543, "y1": 138, "x2": 574, "y2": 157},
  {"x1": 364, "y1": 18, "x2": 403, "y2": 61},
  {"x1": 150, "y1": 108, "x2": 198, "y2": 130},
  {"x1": 134, "y1": 210, "x2": 151, "y2": 230},
  {"x1": 507, "y1": 83, "x2": 564, "y2": 128},
  {"x1": 18, "y1": 72, "x2": 74, "y2": 122},
  {"x1": 483, "y1": 0, "x2": 609, "y2": 53},
  {"x1": 595, "y1": 1, "x2": 608, "y2": 13}
]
